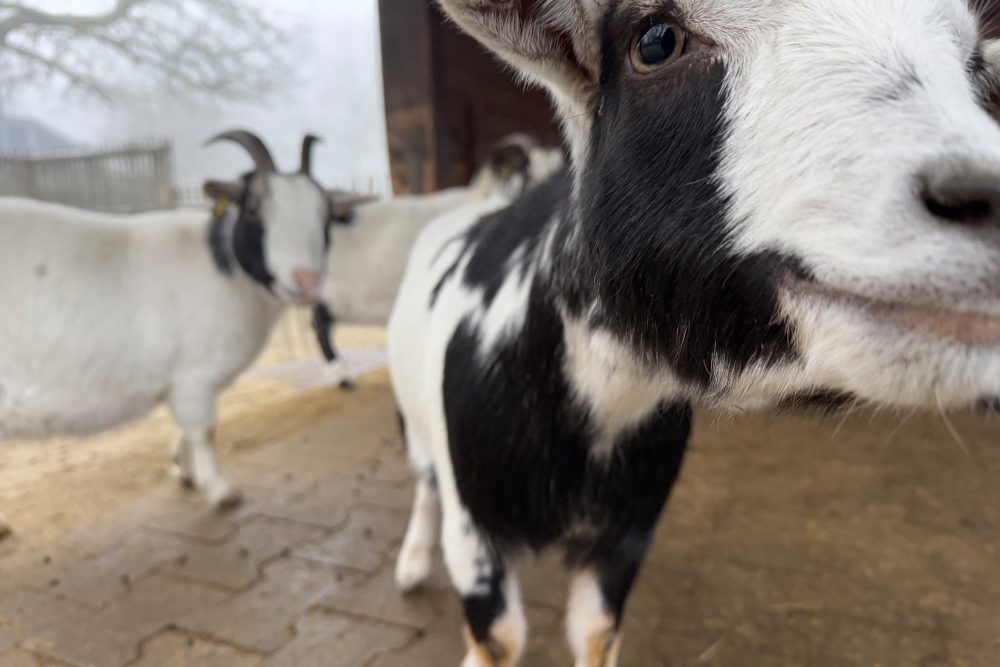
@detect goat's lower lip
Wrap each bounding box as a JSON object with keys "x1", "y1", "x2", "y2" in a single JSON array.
[{"x1": 783, "y1": 279, "x2": 1000, "y2": 346}]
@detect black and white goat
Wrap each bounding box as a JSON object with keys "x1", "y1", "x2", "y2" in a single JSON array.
[
  {"x1": 312, "y1": 135, "x2": 563, "y2": 385},
  {"x1": 388, "y1": 1, "x2": 1000, "y2": 665},
  {"x1": 0, "y1": 131, "x2": 361, "y2": 534}
]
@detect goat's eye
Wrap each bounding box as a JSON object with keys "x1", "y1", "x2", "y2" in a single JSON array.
[{"x1": 632, "y1": 22, "x2": 686, "y2": 72}]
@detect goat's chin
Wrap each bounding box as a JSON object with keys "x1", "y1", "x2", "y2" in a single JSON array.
[
  {"x1": 273, "y1": 284, "x2": 316, "y2": 307},
  {"x1": 778, "y1": 278, "x2": 1000, "y2": 411}
]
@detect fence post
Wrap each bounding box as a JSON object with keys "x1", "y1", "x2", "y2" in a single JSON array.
[
  {"x1": 24, "y1": 157, "x2": 36, "y2": 201},
  {"x1": 154, "y1": 142, "x2": 176, "y2": 210}
]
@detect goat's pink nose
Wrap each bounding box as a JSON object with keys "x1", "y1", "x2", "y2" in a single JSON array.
[{"x1": 292, "y1": 269, "x2": 321, "y2": 297}]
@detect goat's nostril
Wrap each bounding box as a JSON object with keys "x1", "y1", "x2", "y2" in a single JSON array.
[{"x1": 924, "y1": 177, "x2": 1000, "y2": 226}]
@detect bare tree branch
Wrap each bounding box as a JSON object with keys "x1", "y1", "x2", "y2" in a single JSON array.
[
  {"x1": 0, "y1": 0, "x2": 143, "y2": 39},
  {"x1": 0, "y1": 0, "x2": 292, "y2": 102},
  {"x1": 2, "y1": 41, "x2": 112, "y2": 100}
]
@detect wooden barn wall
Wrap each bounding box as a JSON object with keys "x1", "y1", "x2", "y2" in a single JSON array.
[{"x1": 379, "y1": 0, "x2": 561, "y2": 194}]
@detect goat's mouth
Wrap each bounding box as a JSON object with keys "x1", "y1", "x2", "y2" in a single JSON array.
[{"x1": 783, "y1": 278, "x2": 1000, "y2": 347}]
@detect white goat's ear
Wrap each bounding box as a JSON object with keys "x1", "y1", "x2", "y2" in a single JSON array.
[
  {"x1": 487, "y1": 135, "x2": 532, "y2": 178},
  {"x1": 436, "y1": 0, "x2": 603, "y2": 107},
  {"x1": 203, "y1": 179, "x2": 244, "y2": 203},
  {"x1": 327, "y1": 191, "x2": 379, "y2": 223}
]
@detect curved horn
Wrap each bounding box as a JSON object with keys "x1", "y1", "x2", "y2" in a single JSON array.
[
  {"x1": 206, "y1": 129, "x2": 277, "y2": 172},
  {"x1": 300, "y1": 134, "x2": 321, "y2": 175}
]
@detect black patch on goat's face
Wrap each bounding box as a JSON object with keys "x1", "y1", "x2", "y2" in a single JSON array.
[
  {"x1": 231, "y1": 175, "x2": 275, "y2": 290},
  {"x1": 569, "y1": 10, "x2": 802, "y2": 385},
  {"x1": 208, "y1": 210, "x2": 234, "y2": 275}
]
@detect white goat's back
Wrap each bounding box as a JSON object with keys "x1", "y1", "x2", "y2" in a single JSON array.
[{"x1": 323, "y1": 186, "x2": 480, "y2": 324}]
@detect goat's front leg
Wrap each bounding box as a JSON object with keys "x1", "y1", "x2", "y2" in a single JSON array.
[
  {"x1": 443, "y1": 509, "x2": 526, "y2": 667},
  {"x1": 566, "y1": 533, "x2": 653, "y2": 667},
  {"x1": 395, "y1": 470, "x2": 440, "y2": 592},
  {"x1": 168, "y1": 386, "x2": 241, "y2": 509},
  {"x1": 312, "y1": 302, "x2": 355, "y2": 389}
]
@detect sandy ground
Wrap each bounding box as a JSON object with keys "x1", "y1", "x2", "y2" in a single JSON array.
[
  {"x1": 1, "y1": 313, "x2": 1000, "y2": 665},
  {"x1": 0, "y1": 312, "x2": 386, "y2": 552}
]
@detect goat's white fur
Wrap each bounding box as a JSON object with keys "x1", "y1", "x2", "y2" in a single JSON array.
[{"x1": 0, "y1": 177, "x2": 329, "y2": 511}]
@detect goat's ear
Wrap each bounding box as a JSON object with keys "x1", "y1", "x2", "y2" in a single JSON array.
[
  {"x1": 487, "y1": 136, "x2": 532, "y2": 182},
  {"x1": 203, "y1": 179, "x2": 244, "y2": 204},
  {"x1": 436, "y1": 0, "x2": 602, "y2": 107},
  {"x1": 327, "y1": 190, "x2": 379, "y2": 223}
]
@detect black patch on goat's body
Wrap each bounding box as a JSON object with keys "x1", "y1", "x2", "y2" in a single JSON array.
[
  {"x1": 442, "y1": 279, "x2": 692, "y2": 554},
  {"x1": 429, "y1": 172, "x2": 568, "y2": 309},
  {"x1": 430, "y1": 258, "x2": 462, "y2": 309},
  {"x1": 461, "y1": 555, "x2": 509, "y2": 644},
  {"x1": 566, "y1": 18, "x2": 802, "y2": 386},
  {"x1": 566, "y1": 530, "x2": 654, "y2": 624}
]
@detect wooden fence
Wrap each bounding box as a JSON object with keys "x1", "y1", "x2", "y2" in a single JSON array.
[{"x1": 0, "y1": 140, "x2": 175, "y2": 214}]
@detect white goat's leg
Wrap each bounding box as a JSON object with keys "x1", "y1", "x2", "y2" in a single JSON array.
[
  {"x1": 168, "y1": 388, "x2": 241, "y2": 509},
  {"x1": 443, "y1": 506, "x2": 526, "y2": 667},
  {"x1": 170, "y1": 432, "x2": 195, "y2": 488},
  {"x1": 395, "y1": 471, "x2": 440, "y2": 592},
  {"x1": 566, "y1": 570, "x2": 623, "y2": 667},
  {"x1": 326, "y1": 357, "x2": 356, "y2": 390}
]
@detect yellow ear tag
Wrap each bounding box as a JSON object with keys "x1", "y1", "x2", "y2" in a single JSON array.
[{"x1": 212, "y1": 195, "x2": 230, "y2": 217}]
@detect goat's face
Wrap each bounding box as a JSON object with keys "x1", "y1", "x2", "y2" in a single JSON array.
[
  {"x1": 439, "y1": 0, "x2": 1000, "y2": 410},
  {"x1": 204, "y1": 132, "x2": 348, "y2": 305},
  {"x1": 205, "y1": 171, "x2": 330, "y2": 305},
  {"x1": 252, "y1": 172, "x2": 330, "y2": 304}
]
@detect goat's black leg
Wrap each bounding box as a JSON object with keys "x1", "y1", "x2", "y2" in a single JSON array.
[
  {"x1": 565, "y1": 532, "x2": 654, "y2": 667},
  {"x1": 563, "y1": 404, "x2": 692, "y2": 667},
  {"x1": 441, "y1": 507, "x2": 525, "y2": 666},
  {"x1": 311, "y1": 302, "x2": 355, "y2": 389}
]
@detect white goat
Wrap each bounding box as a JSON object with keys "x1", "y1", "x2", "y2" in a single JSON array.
[{"x1": 0, "y1": 131, "x2": 363, "y2": 537}]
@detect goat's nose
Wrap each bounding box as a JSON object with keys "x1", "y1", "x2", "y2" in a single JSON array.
[
  {"x1": 923, "y1": 176, "x2": 1000, "y2": 227},
  {"x1": 292, "y1": 268, "x2": 321, "y2": 298}
]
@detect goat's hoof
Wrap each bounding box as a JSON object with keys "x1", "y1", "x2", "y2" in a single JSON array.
[
  {"x1": 170, "y1": 464, "x2": 196, "y2": 490},
  {"x1": 338, "y1": 378, "x2": 357, "y2": 391},
  {"x1": 211, "y1": 487, "x2": 244, "y2": 511},
  {"x1": 0, "y1": 517, "x2": 12, "y2": 541},
  {"x1": 394, "y1": 546, "x2": 433, "y2": 593}
]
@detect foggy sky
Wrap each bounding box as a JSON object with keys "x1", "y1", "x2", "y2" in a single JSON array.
[{"x1": 4, "y1": 0, "x2": 390, "y2": 194}]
